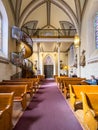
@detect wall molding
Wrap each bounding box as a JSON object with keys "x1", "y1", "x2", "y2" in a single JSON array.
[{"x1": 0, "y1": 56, "x2": 10, "y2": 64}]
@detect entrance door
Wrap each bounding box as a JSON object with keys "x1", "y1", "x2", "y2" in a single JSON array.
[{"x1": 44, "y1": 65, "x2": 53, "y2": 78}]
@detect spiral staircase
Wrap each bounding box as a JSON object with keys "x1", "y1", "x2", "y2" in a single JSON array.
[{"x1": 10, "y1": 27, "x2": 34, "y2": 79}]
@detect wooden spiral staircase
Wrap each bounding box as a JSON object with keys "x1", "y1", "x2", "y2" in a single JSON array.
[{"x1": 10, "y1": 27, "x2": 34, "y2": 79}]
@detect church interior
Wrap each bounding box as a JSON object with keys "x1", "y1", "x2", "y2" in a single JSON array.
[{"x1": 0, "y1": 0, "x2": 98, "y2": 130}]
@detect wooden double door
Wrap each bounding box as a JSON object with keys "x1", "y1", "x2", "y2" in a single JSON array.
[{"x1": 44, "y1": 65, "x2": 53, "y2": 78}]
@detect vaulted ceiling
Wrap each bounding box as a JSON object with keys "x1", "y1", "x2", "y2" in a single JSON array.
[{"x1": 8, "y1": 0, "x2": 87, "y2": 52}]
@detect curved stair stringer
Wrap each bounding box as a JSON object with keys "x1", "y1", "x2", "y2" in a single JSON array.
[{"x1": 10, "y1": 38, "x2": 33, "y2": 78}]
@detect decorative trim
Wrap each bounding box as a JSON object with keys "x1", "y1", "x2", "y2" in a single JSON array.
[
  {"x1": 19, "y1": 0, "x2": 45, "y2": 26},
  {"x1": 0, "y1": 56, "x2": 10, "y2": 64},
  {"x1": 15, "y1": 0, "x2": 22, "y2": 25},
  {"x1": 74, "y1": 0, "x2": 81, "y2": 32},
  {"x1": 81, "y1": 0, "x2": 88, "y2": 20},
  {"x1": 46, "y1": 0, "x2": 51, "y2": 26},
  {"x1": 42, "y1": 24, "x2": 56, "y2": 29},
  {"x1": 88, "y1": 60, "x2": 98, "y2": 64},
  {"x1": 8, "y1": 0, "x2": 15, "y2": 22},
  {"x1": 60, "y1": 21, "x2": 75, "y2": 29},
  {"x1": 88, "y1": 57, "x2": 98, "y2": 64}
]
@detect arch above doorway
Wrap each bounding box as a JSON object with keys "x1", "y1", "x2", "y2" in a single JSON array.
[
  {"x1": 44, "y1": 55, "x2": 53, "y2": 65},
  {"x1": 43, "y1": 55, "x2": 54, "y2": 78}
]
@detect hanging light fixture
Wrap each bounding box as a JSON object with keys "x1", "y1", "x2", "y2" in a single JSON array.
[{"x1": 74, "y1": 34, "x2": 80, "y2": 48}]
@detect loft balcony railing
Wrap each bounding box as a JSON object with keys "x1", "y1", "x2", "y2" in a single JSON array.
[
  {"x1": 12, "y1": 26, "x2": 33, "y2": 47},
  {"x1": 21, "y1": 28, "x2": 76, "y2": 38}
]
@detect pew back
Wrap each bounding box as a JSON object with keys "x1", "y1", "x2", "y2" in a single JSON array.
[
  {"x1": 81, "y1": 92, "x2": 98, "y2": 130},
  {"x1": 0, "y1": 85, "x2": 27, "y2": 110},
  {"x1": 0, "y1": 85, "x2": 27, "y2": 97},
  {"x1": 0, "y1": 82, "x2": 33, "y2": 96},
  {"x1": 63, "y1": 78, "x2": 86, "y2": 88},
  {"x1": 69, "y1": 85, "x2": 98, "y2": 110},
  {"x1": 0, "y1": 92, "x2": 14, "y2": 130}
]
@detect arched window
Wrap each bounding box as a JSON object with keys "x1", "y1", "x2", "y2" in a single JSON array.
[
  {"x1": 95, "y1": 12, "x2": 98, "y2": 49},
  {"x1": 0, "y1": 13, "x2": 2, "y2": 50},
  {"x1": 0, "y1": 1, "x2": 8, "y2": 58}
]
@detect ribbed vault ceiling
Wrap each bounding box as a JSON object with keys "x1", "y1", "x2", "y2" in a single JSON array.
[{"x1": 8, "y1": 0, "x2": 87, "y2": 52}]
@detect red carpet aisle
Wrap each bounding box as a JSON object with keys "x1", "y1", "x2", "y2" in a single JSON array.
[{"x1": 13, "y1": 79, "x2": 83, "y2": 130}]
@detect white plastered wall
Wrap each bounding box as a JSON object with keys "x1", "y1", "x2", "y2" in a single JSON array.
[
  {"x1": 0, "y1": 1, "x2": 18, "y2": 81},
  {"x1": 29, "y1": 51, "x2": 67, "y2": 76},
  {"x1": 81, "y1": 0, "x2": 98, "y2": 78}
]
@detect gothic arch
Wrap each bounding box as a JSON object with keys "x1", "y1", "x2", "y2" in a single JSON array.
[{"x1": 43, "y1": 55, "x2": 54, "y2": 65}]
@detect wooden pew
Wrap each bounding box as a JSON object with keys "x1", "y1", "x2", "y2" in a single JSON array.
[
  {"x1": 62, "y1": 77, "x2": 86, "y2": 97},
  {"x1": 0, "y1": 85, "x2": 27, "y2": 110},
  {"x1": 3, "y1": 78, "x2": 40, "y2": 90},
  {"x1": 0, "y1": 92, "x2": 14, "y2": 130},
  {"x1": 69, "y1": 85, "x2": 98, "y2": 110},
  {"x1": 81, "y1": 92, "x2": 98, "y2": 130},
  {"x1": 37, "y1": 75, "x2": 45, "y2": 81},
  {"x1": 55, "y1": 76, "x2": 68, "y2": 87},
  {"x1": 10, "y1": 77, "x2": 40, "y2": 86},
  {"x1": 0, "y1": 81, "x2": 34, "y2": 97}
]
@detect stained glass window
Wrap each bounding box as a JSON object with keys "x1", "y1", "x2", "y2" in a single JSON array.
[
  {"x1": 0, "y1": 13, "x2": 2, "y2": 50},
  {"x1": 44, "y1": 55, "x2": 53, "y2": 65},
  {"x1": 95, "y1": 12, "x2": 98, "y2": 49}
]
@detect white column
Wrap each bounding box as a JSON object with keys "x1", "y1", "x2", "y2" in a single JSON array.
[
  {"x1": 54, "y1": 52, "x2": 57, "y2": 75},
  {"x1": 57, "y1": 43, "x2": 61, "y2": 76},
  {"x1": 37, "y1": 42, "x2": 40, "y2": 75},
  {"x1": 77, "y1": 47, "x2": 81, "y2": 77}
]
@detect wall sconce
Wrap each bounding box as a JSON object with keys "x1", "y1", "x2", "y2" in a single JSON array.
[{"x1": 74, "y1": 34, "x2": 80, "y2": 48}]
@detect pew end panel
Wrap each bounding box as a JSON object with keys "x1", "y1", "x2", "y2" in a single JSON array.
[
  {"x1": 81, "y1": 92, "x2": 98, "y2": 130},
  {"x1": 69, "y1": 84, "x2": 76, "y2": 110},
  {"x1": 0, "y1": 92, "x2": 14, "y2": 130},
  {"x1": 0, "y1": 85, "x2": 27, "y2": 111},
  {"x1": 69, "y1": 85, "x2": 98, "y2": 111},
  {"x1": 0, "y1": 81, "x2": 34, "y2": 97}
]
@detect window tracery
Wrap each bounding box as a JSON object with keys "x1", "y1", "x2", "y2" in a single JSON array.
[
  {"x1": 95, "y1": 12, "x2": 98, "y2": 49},
  {"x1": 0, "y1": 13, "x2": 2, "y2": 50}
]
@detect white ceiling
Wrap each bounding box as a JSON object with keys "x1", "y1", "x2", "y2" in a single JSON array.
[{"x1": 8, "y1": 0, "x2": 87, "y2": 52}]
